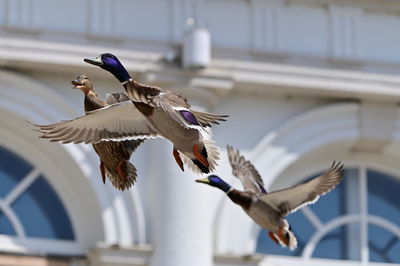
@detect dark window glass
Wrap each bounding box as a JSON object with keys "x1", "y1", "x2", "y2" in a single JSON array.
[
  {"x1": 12, "y1": 176, "x2": 75, "y2": 240},
  {"x1": 0, "y1": 147, "x2": 32, "y2": 197},
  {"x1": 368, "y1": 170, "x2": 400, "y2": 263},
  {"x1": 0, "y1": 211, "x2": 16, "y2": 236},
  {"x1": 0, "y1": 146, "x2": 75, "y2": 240},
  {"x1": 368, "y1": 170, "x2": 400, "y2": 223},
  {"x1": 313, "y1": 225, "x2": 346, "y2": 260},
  {"x1": 369, "y1": 224, "x2": 400, "y2": 263}
]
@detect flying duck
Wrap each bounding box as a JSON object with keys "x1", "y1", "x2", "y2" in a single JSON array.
[
  {"x1": 34, "y1": 54, "x2": 227, "y2": 174},
  {"x1": 71, "y1": 74, "x2": 142, "y2": 190},
  {"x1": 82, "y1": 53, "x2": 227, "y2": 174},
  {"x1": 196, "y1": 146, "x2": 344, "y2": 250}
]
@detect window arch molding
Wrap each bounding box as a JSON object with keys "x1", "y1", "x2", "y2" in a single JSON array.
[
  {"x1": 0, "y1": 69, "x2": 146, "y2": 254},
  {"x1": 212, "y1": 101, "x2": 400, "y2": 259}
]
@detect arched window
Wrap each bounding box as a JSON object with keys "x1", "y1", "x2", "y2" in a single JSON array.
[
  {"x1": 256, "y1": 166, "x2": 400, "y2": 264},
  {"x1": 0, "y1": 146, "x2": 75, "y2": 250}
]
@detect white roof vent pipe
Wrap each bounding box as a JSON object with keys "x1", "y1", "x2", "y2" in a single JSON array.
[{"x1": 182, "y1": 17, "x2": 211, "y2": 70}]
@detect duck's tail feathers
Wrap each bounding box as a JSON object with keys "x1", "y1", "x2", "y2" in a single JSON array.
[
  {"x1": 182, "y1": 139, "x2": 220, "y2": 175},
  {"x1": 274, "y1": 227, "x2": 297, "y2": 251},
  {"x1": 286, "y1": 228, "x2": 298, "y2": 251},
  {"x1": 106, "y1": 161, "x2": 137, "y2": 191}
]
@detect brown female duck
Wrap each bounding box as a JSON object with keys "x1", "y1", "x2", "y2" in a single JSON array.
[{"x1": 71, "y1": 74, "x2": 143, "y2": 190}]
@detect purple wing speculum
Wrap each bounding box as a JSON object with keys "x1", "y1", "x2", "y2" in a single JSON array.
[{"x1": 179, "y1": 110, "x2": 200, "y2": 125}]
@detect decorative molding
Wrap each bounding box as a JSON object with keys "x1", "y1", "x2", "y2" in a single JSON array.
[
  {"x1": 329, "y1": 5, "x2": 363, "y2": 59},
  {"x1": 170, "y1": 0, "x2": 205, "y2": 43},
  {"x1": 251, "y1": 0, "x2": 283, "y2": 52},
  {"x1": 88, "y1": 0, "x2": 117, "y2": 38},
  {"x1": 0, "y1": 0, "x2": 400, "y2": 65},
  {"x1": 0, "y1": 253, "x2": 85, "y2": 266},
  {"x1": 171, "y1": 0, "x2": 183, "y2": 42},
  {"x1": 4, "y1": 0, "x2": 37, "y2": 33},
  {"x1": 251, "y1": 102, "x2": 360, "y2": 188},
  {"x1": 215, "y1": 254, "x2": 263, "y2": 266},
  {"x1": 291, "y1": 0, "x2": 400, "y2": 14},
  {"x1": 88, "y1": 243, "x2": 152, "y2": 266},
  {"x1": 87, "y1": 244, "x2": 265, "y2": 266},
  {"x1": 352, "y1": 101, "x2": 398, "y2": 152},
  {"x1": 3, "y1": 35, "x2": 400, "y2": 103}
]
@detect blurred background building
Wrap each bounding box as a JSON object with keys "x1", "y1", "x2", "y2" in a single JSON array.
[{"x1": 1, "y1": 0, "x2": 400, "y2": 265}]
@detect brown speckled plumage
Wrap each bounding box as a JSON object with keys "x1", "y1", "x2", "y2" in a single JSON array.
[{"x1": 73, "y1": 75, "x2": 143, "y2": 191}]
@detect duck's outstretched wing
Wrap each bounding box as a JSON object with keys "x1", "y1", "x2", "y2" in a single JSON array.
[
  {"x1": 125, "y1": 80, "x2": 227, "y2": 129},
  {"x1": 33, "y1": 101, "x2": 159, "y2": 144},
  {"x1": 190, "y1": 110, "x2": 228, "y2": 128},
  {"x1": 259, "y1": 161, "x2": 344, "y2": 216},
  {"x1": 227, "y1": 146, "x2": 267, "y2": 194},
  {"x1": 105, "y1": 92, "x2": 145, "y2": 153}
]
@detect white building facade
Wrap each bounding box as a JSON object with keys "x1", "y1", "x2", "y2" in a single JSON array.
[{"x1": 1, "y1": 0, "x2": 400, "y2": 265}]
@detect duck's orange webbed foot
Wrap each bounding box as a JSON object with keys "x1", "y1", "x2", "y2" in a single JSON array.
[
  {"x1": 100, "y1": 161, "x2": 106, "y2": 184},
  {"x1": 116, "y1": 160, "x2": 127, "y2": 182},
  {"x1": 193, "y1": 144, "x2": 209, "y2": 168},
  {"x1": 268, "y1": 231, "x2": 280, "y2": 246},
  {"x1": 277, "y1": 226, "x2": 290, "y2": 247},
  {"x1": 173, "y1": 149, "x2": 184, "y2": 171}
]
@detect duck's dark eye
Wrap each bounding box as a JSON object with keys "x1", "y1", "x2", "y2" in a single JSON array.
[{"x1": 285, "y1": 232, "x2": 290, "y2": 239}]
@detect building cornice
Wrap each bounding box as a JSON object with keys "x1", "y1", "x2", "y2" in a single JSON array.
[
  {"x1": 2, "y1": 37, "x2": 400, "y2": 103},
  {"x1": 291, "y1": 0, "x2": 400, "y2": 13}
]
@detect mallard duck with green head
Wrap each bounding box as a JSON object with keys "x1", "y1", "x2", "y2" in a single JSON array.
[
  {"x1": 82, "y1": 53, "x2": 227, "y2": 174},
  {"x1": 196, "y1": 146, "x2": 344, "y2": 250},
  {"x1": 71, "y1": 74, "x2": 143, "y2": 190}
]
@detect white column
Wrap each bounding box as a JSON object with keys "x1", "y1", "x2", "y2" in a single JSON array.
[
  {"x1": 148, "y1": 139, "x2": 215, "y2": 266},
  {"x1": 359, "y1": 165, "x2": 369, "y2": 264},
  {"x1": 345, "y1": 169, "x2": 361, "y2": 261}
]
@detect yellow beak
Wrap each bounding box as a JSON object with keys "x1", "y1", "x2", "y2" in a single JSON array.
[
  {"x1": 195, "y1": 177, "x2": 210, "y2": 184},
  {"x1": 84, "y1": 56, "x2": 103, "y2": 66}
]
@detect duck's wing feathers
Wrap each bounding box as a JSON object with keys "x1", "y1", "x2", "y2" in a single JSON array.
[
  {"x1": 105, "y1": 92, "x2": 130, "y2": 104},
  {"x1": 151, "y1": 92, "x2": 203, "y2": 129},
  {"x1": 259, "y1": 161, "x2": 344, "y2": 216},
  {"x1": 126, "y1": 80, "x2": 224, "y2": 129},
  {"x1": 227, "y1": 146, "x2": 267, "y2": 194},
  {"x1": 34, "y1": 101, "x2": 159, "y2": 144},
  {"x1": 105, "y1": 92, "x2": 146, "y2": 153},
  {"x1": 190, "y1": 110, "x2": 229, "y2": 128},
  {"x1": 125, "y1": 80, "x2": 163, "y2": 102},
  {"x1": 122, "y1": 139, "x2": 144, "y2": 155}
]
